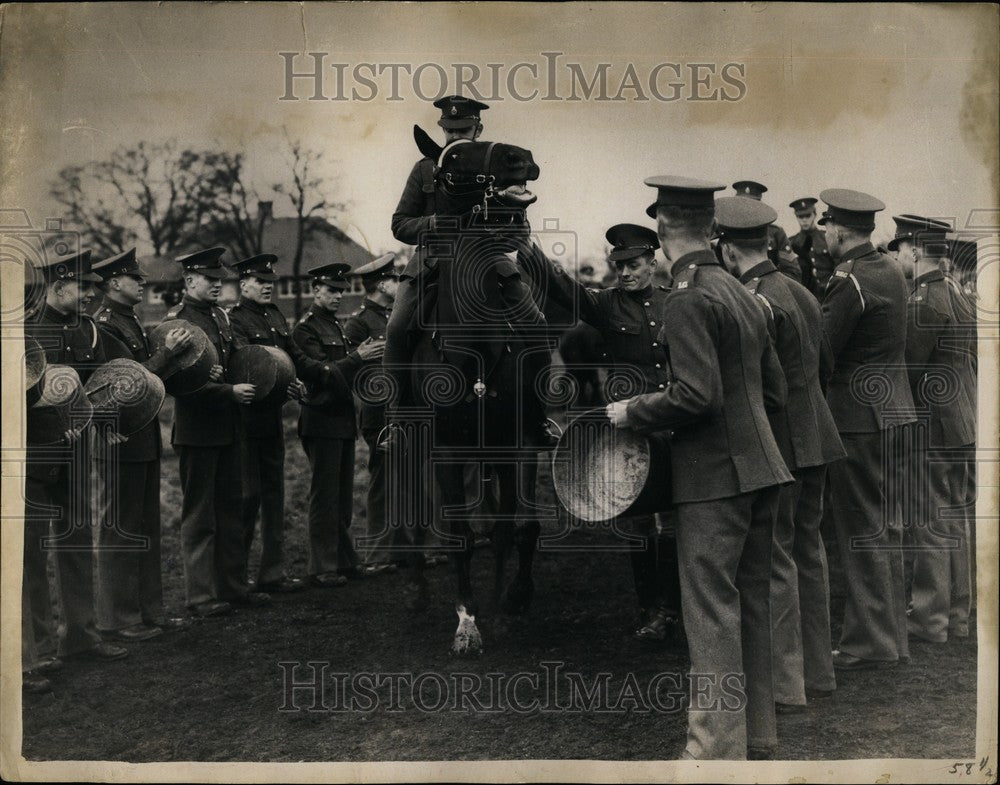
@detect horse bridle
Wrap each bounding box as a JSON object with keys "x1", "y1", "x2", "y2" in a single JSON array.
[{"x1": 437, "y1": 141, "x2": 500, "y2": 216}]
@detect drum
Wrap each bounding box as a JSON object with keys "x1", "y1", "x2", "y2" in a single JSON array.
[
  {"x1": 148, "y1": 319, "x2": 218, "y2": 395},
  {"x1": 551, "y1": 408, "x2": 672, "y2": 522},
  {"x1": 84, "y1": 358, "x2": 166, "y2": 436},
  {"x1": 27, "y1": 364, "x2": 94, "y2": 445},
  {"x1": 227, "y1": 344, "x2": 296, "y2": 404},
  {"x1": 24, "y1": 336, "x2": 47, "y2": 408}
]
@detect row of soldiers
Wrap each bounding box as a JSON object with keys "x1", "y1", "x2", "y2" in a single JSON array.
[
  {"x1": 511, "y1": 179, "x2": 977, "y2": 760},
  {"x1": 20, "y1": 244, "x2": 414, "y2": 694}
]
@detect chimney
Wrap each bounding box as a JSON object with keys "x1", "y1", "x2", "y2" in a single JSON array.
[{"x1": 258, "y1": 201, "x2": 273, "y2": 220}]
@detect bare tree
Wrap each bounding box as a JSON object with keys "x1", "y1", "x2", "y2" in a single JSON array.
[
  {"x1": 273, "y1": 130, "x2": 346, "y2": 319},
  {"x1": 50, "y1": 141, "x2": 220, "y2": 258},
  {"x1": 200, "y1": 151, "x2": 271, "y2": 260}
]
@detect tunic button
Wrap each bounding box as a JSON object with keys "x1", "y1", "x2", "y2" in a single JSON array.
[
  {"x1": 652, "y1": 341, "x2": 658, "y2": 347},
  {"x1": 658, "y1": 384, "x2": 665, "y2": 390},
  {"x1": 688, "y1": 264, "x2": 696, "y2": 269},
  {"x1": 649, "y1": 321, "x2": 655, "y2": 326},
  {"x1": 643, "y1": 301, "x2": 650, "y2": 307},
  {"x1": 753, "y1": 277, "x2": 759, "y2": 282},
  {"x1": 621, "y1": 327, "x2": 626, "y2": 331},
  {"x1": 655, "y1": 363, "x2": 661, "y2": 369}
]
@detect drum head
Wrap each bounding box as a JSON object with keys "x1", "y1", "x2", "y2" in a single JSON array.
[
  {"x1": 228, "y1": 344, "x2": 296, "y2": 402},
  {"x1": 149, "y1": 320, "x2": 219, "y2": 395},
  {"x1": 24, "y1": 336, "x2": 47, "y2": 391},
  {"x1": 84, "y1": 358, "x2": 166, "y2": 436},
  {"x1": 551, "y1": 409, "x2": 653, "y2": 522},
  {"x1": 28, "y1": 364, "x2": 94, "y2": 444}
]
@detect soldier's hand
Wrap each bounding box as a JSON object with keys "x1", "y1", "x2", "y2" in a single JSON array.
[
  {"x1": 355, "y1": 337, "x2": 386, "y2": 361},
  {"x1": 286, "y1": 379, "x2": 307, "y2": 401},
  {"x1": 63, "y1": 426, "x2": 84, "y2": 444},
  {"x1": 209, "y1": 364, "x2": 224, "y2": 382},
  {"x1": 164, "y1": 327, "x2": 193, "y2": 355},
  {"x1": 606, "y1": 400, "x2": 631, "y2": 429},
  {"x1": 232, "y1": 383, "x2": 256, "y2": 404},
  {"x1": 104, "y1": 430, "x2": 129, "y2": 445}
]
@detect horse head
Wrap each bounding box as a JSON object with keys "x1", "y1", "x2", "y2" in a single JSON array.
[{"x1": 413, "y1": 125, "x2": 540, "y2": 231}]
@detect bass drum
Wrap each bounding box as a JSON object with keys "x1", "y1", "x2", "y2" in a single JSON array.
[
  {"x1": 84, "y1": 358, "x2": 166, "y2": 436},
  {"x1": 551, "y1": 407, "x2": 672, "y2": 522},
  {"x1": 24, "y1": 336, "x2": 47, "y2": 409},
  {"x1": 27, "y1": 364, "x2": 94, "y2": 445},
  {"x1": 227, "y1": 344, "x2": 296, "y2": 405},
  {"x1": 148, "y1": 319, "x2": 219, "y2": 395}
]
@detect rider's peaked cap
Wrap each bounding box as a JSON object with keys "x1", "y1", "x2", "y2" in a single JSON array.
[{"x1": 435, "y1": 95, "x2": 489, "y2": 129}]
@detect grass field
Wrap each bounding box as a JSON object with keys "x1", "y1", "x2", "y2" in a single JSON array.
[{"x1": 20, "y1": 400, "x2": 979, "y2": 762}]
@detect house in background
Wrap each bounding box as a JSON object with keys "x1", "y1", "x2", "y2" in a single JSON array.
[{"x1": 137, "y1": 203, "x2": 397, "y2": 325}]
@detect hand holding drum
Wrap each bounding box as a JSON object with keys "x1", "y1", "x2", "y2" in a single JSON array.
[{"x1": 226, "y1": 344, "x2": 295, "y2": 406}]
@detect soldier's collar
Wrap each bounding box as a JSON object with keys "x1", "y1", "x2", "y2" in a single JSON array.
[
  {"x1": 239, "y1": 297, "x2": 267, "y2": 312},
  {"x1": 669, "y1": 248, "x2": 718, "y2": 278},
  {"x1": 182, "y1": 294, "x2": 214, "y2": 310},
  {"x1": 914, "y1": 268, "x2": 944, "y2": 288},
  {"x1": 363, "y1": 297, "x2": 389, "y2": 313},
  {"x1": 739, "y1": 260, "x2": 777, "y2": 285},
  {"x1": 103, "y1": 296, "x2": 135, "y2": 315},
  {"x1": 311, "y1": 304, "x2": 339, "y2": 320},
  {"x1": 839, "y1": 241, "x2": 876, "y2": 264},
  {"x1": 624, "y1": 283, "x2": 654, "y2": 300},
  {"x1": 41, "y1": 303, "x2": 76, "y2": 323}
]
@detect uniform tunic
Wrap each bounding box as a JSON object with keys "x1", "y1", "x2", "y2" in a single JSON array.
[
  {"x1": 625, "y1": 250, "x2": 792, "y2": 759},
  {"x1": 24, "y1": 305, "x2": 108, "y2": 656},
  {"x1": 342, "y1": 298, "x2": 408, "y2": 565},
  {"x1": 740, "y1": 260, "x2": 845, "y2": 703},
  {"x1": 227, "y1": 297, "x2": 332, "y2": 585},
  {"x1": 822, "y1": 241, "x2": 916, "y2": 664},
  {"x1": 164, "y1": 295, "x2": 247, "y2": 606},
  {"x1": 903, "y1": 269, "x2": 977, "y2": 642},
  {"x1": 93, "y1": 297, "x2": 171, "y2": 630},
  {"x1": 790, "y1": 227, "x2": 836, "y2": 297},
  {"x1": 293, "y1": 304, "x2": 364, "y2": 573}
]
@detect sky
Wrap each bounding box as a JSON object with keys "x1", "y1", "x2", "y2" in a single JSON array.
[{"x1": 1, "y1": 2, "x2": 997, "y2": 268}]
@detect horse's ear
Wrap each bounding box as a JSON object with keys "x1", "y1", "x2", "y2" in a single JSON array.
[{"x1": 413, "y1": 125, "x2": 442, "y2": 161}]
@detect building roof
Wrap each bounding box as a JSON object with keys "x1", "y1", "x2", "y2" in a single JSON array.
[{"x1": 140, "y1": 215, "x2": 374, "y2": 281}]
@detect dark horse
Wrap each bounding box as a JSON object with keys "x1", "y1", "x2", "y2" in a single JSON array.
[{"x1": 397, "y1": 128, "x2": 551, "y2": 655}]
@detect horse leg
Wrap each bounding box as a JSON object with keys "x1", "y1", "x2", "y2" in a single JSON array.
[
  {"x1": 500, "y1": 456, "x2": 540, "y2": 615},
  {"x1": 490, "y1": 462, "x2": 516, "y2": 611},
  {"x1": 437, "y1": 460, "x2": 482, "y2": 656},
  {"x1": 394, "y1": 419, "x2": 429, "y2": 612}
]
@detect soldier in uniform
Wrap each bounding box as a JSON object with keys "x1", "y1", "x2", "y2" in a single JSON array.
[
  {"x1": 165, "y1": 247, "x2": 268, "y2": 616},
  {"x1": 227, "y1": 253, "x2": 345, "y2": 593},
  {"x1": 341, "y1": 253, "x2": 407, "y2": 572},
  {"x1": 520, "y1": 224, "x2": 680, "y2": 642},
  {"x1": 24, "y1": 249, "x2": 129, "y2": 665},
  {"x1": 384, "y1": 95, "x2": 490, "y2": 419},
  {"x1": 890, "y1": 215, "x2": 976, "y2": 642},
  {"x1": 731, "y1": 181, "x2": 801, "y2": 283},
  {"x1": 293, "y1": 262, "x2": 386, "y2": 586},
  {"x1": 715, "y1": 197, "x2": 847, "y2": 712},
  {"x1": 607, "y1": 177, "x2": 792, "y2": 760},
  {"x1": 819, "y1": 189, "x2": 916, "y2": 670},
  {"x1": 91, "y1": 248, "x2": 193, "y2": 640},
  {"x1": 788, "y1": 197, "x2": 836, "y2": 297}
]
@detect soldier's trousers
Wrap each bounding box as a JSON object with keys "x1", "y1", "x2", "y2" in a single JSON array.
[
  {"x1": 176, "y1": 444, "x2": 245, "y2": 606},
  {"x1": 358, "y1": 428, "x2": 408, "y2": 564},
  {"x1": 95, "y1": 458, "x2": 163, "y2": 630},
  {"x1": 675, "y1": 486, "x2": 777, "y2": 760},
  {"x1": 240, "y1": 433, "x2": 287, "y2": 585},
  {"x1": 829, "y1": 430, "x2": 909, "y2": 663},
  {"x1": 907, "y1": 448, "x2": 972, "y2": 642},
  {"x1": 301, "y1": 436, "x2": 359, "y2": 574},
  {"x1": 23, "y1": 466, "x2": 102, "y2": 657},
  {"x1": 771, "y1": 464, "x2": 836, "y2": 706}
]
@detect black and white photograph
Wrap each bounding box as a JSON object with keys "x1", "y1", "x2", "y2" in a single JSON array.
[{"x1": 1, "y1": 2, "x2": 997, "y2": 781}]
